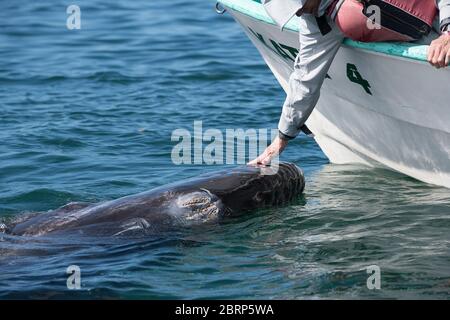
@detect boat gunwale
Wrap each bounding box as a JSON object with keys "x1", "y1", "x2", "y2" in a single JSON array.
[{"x1": 218, "y1": 0, "x2": 430, "y2": 62}]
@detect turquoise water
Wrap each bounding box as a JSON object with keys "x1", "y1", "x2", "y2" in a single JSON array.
[{"x1": 1, "y1": 0, "x2": 450, "y2": 299}]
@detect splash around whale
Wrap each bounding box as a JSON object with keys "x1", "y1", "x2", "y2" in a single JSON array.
[{"x1": 4, "y1": 162, "x2": 305, "y2": 237}]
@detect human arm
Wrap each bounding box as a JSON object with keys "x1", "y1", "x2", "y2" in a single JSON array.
[{"x1": 250, "y1": 14, "x2": 343, "y2": 165}]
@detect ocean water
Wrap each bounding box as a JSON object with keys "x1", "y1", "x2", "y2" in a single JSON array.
[{"x1": 0, "y1": 0, "x2": 449, "y2": 299}]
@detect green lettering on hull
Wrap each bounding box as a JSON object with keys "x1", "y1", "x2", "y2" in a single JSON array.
[{"x1": 347, "y1": 63, "x2": 372, "y2": 95}]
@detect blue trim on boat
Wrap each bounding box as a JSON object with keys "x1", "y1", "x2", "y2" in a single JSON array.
[{"x1": 218, "y1": 0, "x2": 429, "y2": 62}]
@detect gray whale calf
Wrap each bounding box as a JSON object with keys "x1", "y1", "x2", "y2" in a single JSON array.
[{"x1": 6, "y1": 162, "x2": 304, "y2": 237}]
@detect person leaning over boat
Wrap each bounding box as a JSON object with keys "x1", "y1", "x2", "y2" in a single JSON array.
[{"x1": 249, "y1": 0, "x2": 450, "y2": 165}]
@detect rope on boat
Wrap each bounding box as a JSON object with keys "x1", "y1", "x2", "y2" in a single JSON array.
[{"x1": 215, "y1": 2, "x2": 227, "y2": 14}]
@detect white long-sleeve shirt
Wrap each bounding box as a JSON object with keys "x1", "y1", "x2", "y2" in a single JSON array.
[
  {"x1": 438, "y1": 0, "x2": 450, "y2": 28},
  {"x1": 264, "y1": 0, "x2": 450, "y2": 139},
  {"x1": 263, "y1": 0, "x2": 335, "y2": 29}
]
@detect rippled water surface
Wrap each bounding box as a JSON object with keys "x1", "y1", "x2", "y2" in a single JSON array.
[{"x1": 1, "y1": 0, "x2": 449, "y2": 299}]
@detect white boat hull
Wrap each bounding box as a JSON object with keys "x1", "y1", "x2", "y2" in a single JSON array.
[{"x1": 220, "y1": 0, "x2": 450, "y2": 188}]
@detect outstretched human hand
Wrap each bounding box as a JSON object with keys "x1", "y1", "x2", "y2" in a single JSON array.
[
  {"x1": 248, "y1": 136, "x2": 289, "y2": 166},
  {"x1": 428, "y1": 33, "x2": 450, "y2": 68}
]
